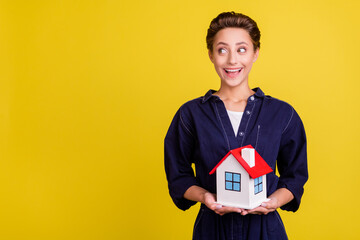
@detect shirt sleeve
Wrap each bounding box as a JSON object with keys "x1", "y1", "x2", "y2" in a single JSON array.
[
  {"x1": 164, "y1": 106, "x2": 198, "y2": 211},
  {"x1": 277, "y1": 108, "x2": 308, "y2": 212}
]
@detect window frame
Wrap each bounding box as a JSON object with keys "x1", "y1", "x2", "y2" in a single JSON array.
[
  {"x1": 225, "y1": 171, "x2": 241, "y2": 192},
  {"x1": 254, "y1": 176, "x2": 263, "y2": 195}
]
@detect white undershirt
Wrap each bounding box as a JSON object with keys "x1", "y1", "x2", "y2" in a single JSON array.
[{"x1": 226, "y1": 110, "x2": 244, "y2": 137}]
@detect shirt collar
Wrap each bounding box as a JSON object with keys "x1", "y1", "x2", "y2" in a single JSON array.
[
  {"x1": 202, "y1": 87, "x2": 265, "y2": 103},
  {"x1": 253, "y1": 87, "x2": 265, "y2": 98},
  {"x1": 202, "y1": 89, "x2": 218, "y2": 103}
]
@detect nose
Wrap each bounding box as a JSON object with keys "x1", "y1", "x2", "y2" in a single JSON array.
[{"x1": 228, "y1": 51, "x2": 237, "y2": 65}]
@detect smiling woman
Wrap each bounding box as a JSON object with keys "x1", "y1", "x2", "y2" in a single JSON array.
[
  {"x1": 209, "y1": 28, "x2": 259, "y2": 93},
  {"x1": 164, "y1": 12, "x2": 308, "y2": 240}
]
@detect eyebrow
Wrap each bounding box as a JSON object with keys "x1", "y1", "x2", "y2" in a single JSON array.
[{"x1": 216, "y1": 41, "x2": 249, "y2": 46}]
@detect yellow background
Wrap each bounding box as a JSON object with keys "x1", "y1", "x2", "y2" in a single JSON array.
[{"x1": 0, "y1": 0, "x2": 359, "y2": 239}]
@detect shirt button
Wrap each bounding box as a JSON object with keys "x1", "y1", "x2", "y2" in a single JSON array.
[
  {"x1": 239, "y1": 132, "x2": 244, "y2": 136},
  {"x1": 246, "y1": 110, "x2": 251, "y2": 115},
  {"x1": 249, "y1": 96, "x2": 255, "y2": 101}
]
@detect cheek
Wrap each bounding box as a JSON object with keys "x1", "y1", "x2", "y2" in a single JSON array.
[
  {"x1": 214, "y1": 58, "x2": 226, "y2": 67},
  {"x1": 242, "y1": 57, "x2": 255, "y2": 66}
]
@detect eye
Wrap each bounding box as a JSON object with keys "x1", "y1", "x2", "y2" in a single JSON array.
[
  {"x1": 218, "y1": 48, "x2": 227, "y2": 54},
  {"x1": 238, "y1": 48, "x2": 246, "y2": 53}
]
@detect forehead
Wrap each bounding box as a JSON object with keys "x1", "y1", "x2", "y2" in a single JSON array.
[{"x1": 213, "y1": 28, "x2": 252, "y2": 45}]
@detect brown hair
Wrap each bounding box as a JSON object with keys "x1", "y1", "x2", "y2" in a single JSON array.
[{"x1": 206, "y1": 12, "x2": 261, "y2": 52}]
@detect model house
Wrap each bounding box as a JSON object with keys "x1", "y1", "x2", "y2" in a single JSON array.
[{"x1": 209, "y1": 145, "x2": 273, "y2": 209}]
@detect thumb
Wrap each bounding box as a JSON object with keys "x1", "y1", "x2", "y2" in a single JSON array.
[
  {"x1": 261, "y1": 198, "x2": 273, "y2": 208},
  {"x1": 262, "y1": 197, "x2": 278, "y2": 209}
]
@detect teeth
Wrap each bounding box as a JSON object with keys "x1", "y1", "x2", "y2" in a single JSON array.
[{"x1": 225, "y1": 68, "x2": 242, "y2": 72}]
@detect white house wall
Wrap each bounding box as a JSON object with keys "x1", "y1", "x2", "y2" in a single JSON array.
[
  {"x1": 216, "y1": 154, "x2": 269, "y2": 209},
  {"x1": 248, "y1": 175, "x2": 267, "y2": 209},
  {"x1": 216, "y1": 154, "x2": 251, "y2": 208}
]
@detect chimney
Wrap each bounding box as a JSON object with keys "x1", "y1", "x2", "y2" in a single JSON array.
[{"x1": 241, "y1": 148, "x2": 255, "y2": 168}]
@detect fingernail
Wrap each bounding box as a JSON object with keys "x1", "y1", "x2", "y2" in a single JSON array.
[
  {"x1": 261, "y1": 203, "x2": 267, "y2": 207},
  {"x1": 216, "y1": 205, "x2": 222, "y2": 209}
]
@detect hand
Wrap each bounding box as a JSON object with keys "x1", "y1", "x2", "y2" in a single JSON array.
[
  {"x1": 240, "y1": 197, "x2": 279, "y2": 216},
  {"x1": 203, "y1": 192, "x2": 242, "y2": 216}
]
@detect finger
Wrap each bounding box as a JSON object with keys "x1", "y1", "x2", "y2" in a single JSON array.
[
  {"x1": 218, "y1": 208, "x2": 241, "y2": 214},
  {"x1": 249, "y1": 206, "x2": 267, "y2": 212},
  {"x1": 222, "y1": 206, "x2": 242, "y2": 213},
  {"x1": 209, "y1": 204, "x2": 222, "y2": 211},
  {"x1": 248, "y1": 207, "x2": 268, "y2": 214},
  {"x1": 215, "y1": 206, "x2": 241, "y2": 215},
  {"x1": 261, "y1": 198, "x2": 278, "y2": 209},
  {"x1": 248, "y1": 206, "x2": 264, "y2": 212},
  {"x1": 260, "y1": 202, "x2": 268, "y2": 207},
  {"x1": 240, "y1": 209, "x2": 249, "y2": 216}
]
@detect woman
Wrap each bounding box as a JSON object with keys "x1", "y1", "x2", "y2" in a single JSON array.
[{"x1": 164, "y1": 12, "x2": 308, "y2": 240}]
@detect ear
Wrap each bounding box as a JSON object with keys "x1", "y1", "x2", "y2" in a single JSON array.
[
  {"x1": 208, "y1": 50, "x2": 214, "y2": 63},
  {"x1": 252, "y1": 48, "x2": 260, "y2": 63}
]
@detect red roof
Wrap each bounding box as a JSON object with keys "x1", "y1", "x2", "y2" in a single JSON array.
[{"x1": 209, "y1": 145, "x2": 273, "y2": 179}]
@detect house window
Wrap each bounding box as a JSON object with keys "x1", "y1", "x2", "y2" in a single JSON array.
[
  {"x1": 254, "y1": 176, "x2": 263, "y2": 194},
  {"x1": 225, "y1": 172, "x2": 241, "y2": 192}
]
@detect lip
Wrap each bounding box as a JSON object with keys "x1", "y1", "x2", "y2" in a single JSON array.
[
  {"x1": 224, "y1": 68, "x2": 242, "y2": 71},
  {"x1": 223, "y1": 68, "x2": 243, "y2": 78}
]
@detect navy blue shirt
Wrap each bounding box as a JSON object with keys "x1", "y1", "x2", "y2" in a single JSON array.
[{"x1": 164, "y1": 88, "x2": 308, "y2": 239}]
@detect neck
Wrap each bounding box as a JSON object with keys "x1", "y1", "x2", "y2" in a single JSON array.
[{"x1": 215, "y1": 82, "x2": 254, "y2": 102}]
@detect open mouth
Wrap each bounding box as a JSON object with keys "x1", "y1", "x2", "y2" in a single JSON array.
[
  {"x1": 224, "y1": 68, "x2": 243, "y2": 77},
  {"x1": 224, "y1": 68, "x2": 242, "y2": 73}
]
